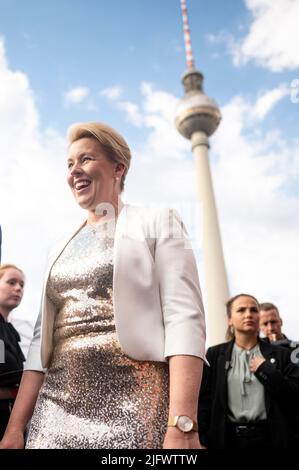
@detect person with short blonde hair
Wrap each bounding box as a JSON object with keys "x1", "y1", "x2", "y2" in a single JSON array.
[
  {"x1": 68, "y1": 121, "x2": 131, "y2": 192},
  {"x1": 1, "y1": 122, "x2": 206, "y2": 449}
]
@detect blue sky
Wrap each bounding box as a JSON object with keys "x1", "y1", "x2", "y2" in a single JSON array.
[
  {"x1": 1, "y1": 0, "x2": 295, "y2": 135},
  {"x1": 0, "y1": 0, "x2": 299, "y2": 345}
]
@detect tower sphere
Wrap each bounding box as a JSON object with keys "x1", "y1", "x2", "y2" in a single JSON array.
[{"x1": 175, "y1": 69, "x2": 221, "y2": 140}]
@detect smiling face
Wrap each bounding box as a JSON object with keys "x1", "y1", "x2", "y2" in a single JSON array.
[
  {"x1": 229, "y1": 295, "x2": 260, "y2": 336},
  {"x1": 67, "y1": 137, "x2": 123, "y2": 211},
  {"x1": 0, "y1": 268, "x2": 25, "y2": 316}
]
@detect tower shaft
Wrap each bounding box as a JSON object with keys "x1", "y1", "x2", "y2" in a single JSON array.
[{"x1": 192, "y1": 132, "x2": 229, "y2": 345}]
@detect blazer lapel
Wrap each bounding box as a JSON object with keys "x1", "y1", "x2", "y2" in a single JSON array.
[
  {"x1": 259, "y1": 340, "x2": 277, "y2": 414},
  {"x1": 218, "y1": 341, "x2": 234, "y2": 411},
  {"x1": 41, "y1": 221, "x2": 87, "y2": 366},
  {"x1": 44, "y1": 222, "x2": 87, "y2": 285}
]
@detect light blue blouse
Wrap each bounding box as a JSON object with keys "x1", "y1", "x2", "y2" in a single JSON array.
[{"x1": 227, "y1": 343, "x2": 267, "y2": 422}]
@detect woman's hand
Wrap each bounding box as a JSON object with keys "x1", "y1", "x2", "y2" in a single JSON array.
[
  {"x1": 162, "y1": 426, "x2": 202, "y2": 449},
  {"x1": 250, "y1": 356, "x2": 266, "y2": 373},
  {"x1": 0, "y1": 429, "x2": 25, "y2": 449}
]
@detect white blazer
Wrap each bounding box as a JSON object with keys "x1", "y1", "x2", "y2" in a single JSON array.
[{"x1": 25, "y1": 205, "x2": 206, "y2": 371}]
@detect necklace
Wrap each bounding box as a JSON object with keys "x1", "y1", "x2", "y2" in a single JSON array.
[
  {"x1": 88, "y1": 223, "x2": 99, "y2": 234},
  {"x1": 87, "y1": 223, "x2": 106, "y2": 234},
  {"x1": 86, "y1": 221, "x2": 116, "y2": 239}
]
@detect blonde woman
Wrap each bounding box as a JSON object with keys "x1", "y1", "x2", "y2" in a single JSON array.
[
  {"x1": 1, "y1": 122, "x2": 206, "y2": 449},
  {"x1": 0, "y1": 264, "x2": 25, "y2": 439}
]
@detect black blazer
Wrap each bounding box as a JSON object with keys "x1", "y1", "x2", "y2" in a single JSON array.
[
  {"x1": 0, "y1": 315, "x2": 25, "y2": 387},
  {"x1": 198, "y1": 339, "x2": 299, "y2": 448}
]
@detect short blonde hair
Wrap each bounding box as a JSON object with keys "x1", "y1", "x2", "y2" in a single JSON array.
[
  {"x1": 67, "y1": 122, "x2": 131, "y2": 192},
  {"x1": 0, "y1": 264, "x2": 24, "y2": 280}
]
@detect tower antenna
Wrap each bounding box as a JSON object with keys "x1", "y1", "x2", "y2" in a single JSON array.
[{"x1": 180, "y1": 0, "x2": 195, "y2": 70}]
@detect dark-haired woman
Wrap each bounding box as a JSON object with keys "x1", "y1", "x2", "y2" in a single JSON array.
[{"x1": 198, "y1": 294, "x2": 299, "y2": 448}]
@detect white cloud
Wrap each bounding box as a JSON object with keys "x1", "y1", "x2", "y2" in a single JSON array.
[
  {"x1": 140, "y1": 82, "x2": 190, "y2": 160},
  {"x1": 0, "y1": 39, "x2": 39, "y2": 140},
  {"x1": 141, "y1": 82, "x2": 179, "y2": 122},
  {"x1": 233, "y1": 0, "x2": 299, "y2": 71},
  {"x1": 64, "y1": 86, "x2": 89, "y2": 104},
  {"x1": 123, "y1": 86, "x2": 192, "y2": 202},
  {"x1": 0, "y1": 39, "x2": 82, "y2": 330},
  {"x1": 116, "y1": 82, "x2": 189, "y2": 160},
  {"x1": 251, "y1": 83, "x2": 289, "y2": 120},
  {"x1": 206, "y1": 31, "x2": 239, "y2": 59},
  {"x1": 100, "y1": 86, "x2": 143, "y2": 127},
  {"x1": 117, "y1": 101, "x2": 144, "y2": 127},
  {"x1": 100, "y1": 86, "x2": 123, "y2": 100}
]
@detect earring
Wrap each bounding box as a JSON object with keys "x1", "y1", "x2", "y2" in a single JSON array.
[{"x1": 230, "y1": 325, "x2": 235, "y2": 335}]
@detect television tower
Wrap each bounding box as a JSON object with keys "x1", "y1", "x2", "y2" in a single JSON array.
[{"x1": 175, "y1": 0, "x2": 229, "y2": 345}]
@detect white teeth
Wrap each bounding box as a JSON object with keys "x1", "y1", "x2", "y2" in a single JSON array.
[{"x1": 75, "y1": 180, "x2": 91, "y2": 190}]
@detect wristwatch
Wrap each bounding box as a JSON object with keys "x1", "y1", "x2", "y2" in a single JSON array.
[{"x1": 168, "y1": 415, "x2": 198, "y2": 433}]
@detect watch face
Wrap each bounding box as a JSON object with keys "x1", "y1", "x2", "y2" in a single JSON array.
[{"x1": 177, "y1": 415, "x2": 193, "y2": 432}]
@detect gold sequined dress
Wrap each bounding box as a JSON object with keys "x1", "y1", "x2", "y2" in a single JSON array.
[{"x1": 26, "y1": 224, "x2": 169, "y2": 449}]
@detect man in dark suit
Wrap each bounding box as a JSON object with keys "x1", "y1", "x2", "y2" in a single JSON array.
[
  {"x1": 260, "y1": 302, "x2": 299, "y2": 354},
  {"x1": 259, "y1": 302, "x2": 299, "y2": 444}
]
